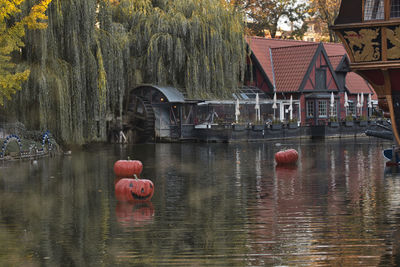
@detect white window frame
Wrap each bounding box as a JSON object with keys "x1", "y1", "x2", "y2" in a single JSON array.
[
  {"x1": 306, "y1": 100, "x2": 314, "y2": 118},
  {"x1": 318, "y1": 100, "x2": 328, "y2": 118}
]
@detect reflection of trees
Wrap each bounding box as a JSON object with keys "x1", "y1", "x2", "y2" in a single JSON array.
[
  {"x1": 0, "y1": 150, "x2": 114, "y2": 266},
  {"x1": 128, "y1": 143, "x2": 252, "y2": 265},
  {"x1": 1, "y1": 141, "x2": 399, "y2": 265}
]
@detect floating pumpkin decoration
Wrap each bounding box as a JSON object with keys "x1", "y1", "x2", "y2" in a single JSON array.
[
  {"x1": 115, "y1": 176, "x2": 154, "y2": 202},
  {"x1": 116, "y1": 201, "x2": 155, "y2": 230},
  {"x1": 114, "y1": 160, "x2": 143, "y2": 178},
  {"x1": 275, "y1": 149, "x2": 298, "y2": 165}
]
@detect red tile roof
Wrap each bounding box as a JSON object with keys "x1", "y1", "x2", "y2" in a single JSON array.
[
  {"x1": 271, "y1": 44, "x2": 319, "y2": 92},
  {"x1": 246, "y1": 36, "x2": 377, "y2": 96},
  {"x1": 329, "y1": 55, "x2": 344, "y2": 70},
  {"x1": 322, "y1": 42, "x2": 347, "y2": 56},
  {"x1": 346, "y1": 72, "x2": 374, "y2": 95},
  {"x1": 246, "y1": 37, "x2": 313, "y2": 82}
]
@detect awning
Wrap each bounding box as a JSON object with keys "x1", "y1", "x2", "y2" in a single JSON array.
[
  {"x1": 133, "y1": 84, "x2": 185, "y2": 103},
  {"x1": 233, "y1": 86, "x2": 269, "y2": 100},
  {"x1": 305, "y1": 93, "x2": 340, "y2": 99}
]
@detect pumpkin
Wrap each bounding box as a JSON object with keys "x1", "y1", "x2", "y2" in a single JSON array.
[
  {"x1": 275, "y1": 149, "x2": 298, "y2": 165},
  {"x1": 116, "y1": 201, "x2": 155, "y2": 229},
  {"x1": 115, "y1": 177, "x2": 154, "y2": 202},
  {"x1": 114, "y1": 160, "x2": 143, "y2": 178}
]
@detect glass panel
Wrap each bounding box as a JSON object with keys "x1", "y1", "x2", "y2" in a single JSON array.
[
  {"x1": 306, "y1": 101, "x2": 314, "y2": 117},
  {"x1": 318, "y1": 101, "x2": 327, "y2": 118},
  {"x1": 391, "y1": 0, "x2": 400, "y2": 18},
  {"x1": 348, "y1": 101, "x2": 355, "y2": 116},
  {"x1": 364, "y1": 0, "x2": 385, "y2": 20}
]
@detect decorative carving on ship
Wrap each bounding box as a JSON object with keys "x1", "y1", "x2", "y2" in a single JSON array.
[{"x1": 333, "y1": 0, "x2": 400, "y2": 146}]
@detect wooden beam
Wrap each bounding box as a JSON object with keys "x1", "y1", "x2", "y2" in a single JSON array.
[
  {"x1": 332, "y1": 19, "x2": 400, "y2": 29},
  {"x1": 382, "y1": 27, "x2": 388, "y2": 61},
  {"x1": 384, "y1": 70, "x2": 400, "y2": 145},
  {"x1": 350, "y1": 61, "x2": 400, "y2": 70},
  {"x1": 385, "y1": 0, "x2": 391, "y2": 20},
  {"x1": 362, "y1": 0, "x2": 365, "y2": 22}
]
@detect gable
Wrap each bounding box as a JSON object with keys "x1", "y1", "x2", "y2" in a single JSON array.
[
  {"x1": 334, "y1": 55, "x2": 351, "y2": 72},
  {"x1": 271, "y1": 44, "x2": 319, "y2": 92},
  {"x1": 245, "y1": 36, "x2": 360, "y2": 94},
  {"x1": 301, "y1": 44, "x2": 340, "y2": 92}
]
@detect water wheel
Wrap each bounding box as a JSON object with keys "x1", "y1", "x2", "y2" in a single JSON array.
[{"x1": 125, "y1": 95, "x2": 155, "y2": 143}]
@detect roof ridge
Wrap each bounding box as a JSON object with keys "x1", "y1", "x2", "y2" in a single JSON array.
[
  {"x1": 270, "y1": 43, "x2": 319, "y2": 51},
  {"x1": 246, "y1": 35, "x2": 340, "y2": 44}
]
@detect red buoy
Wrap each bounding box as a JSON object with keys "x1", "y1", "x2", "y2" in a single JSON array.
[
  {"x1": 115, "y1": 177, "x2": 154, "y2": 202},
  {"x1": 275, "y1": 149, "x2": 298, "y2": 165},
  {"x1": 114, "y1": 160, "x2": 143, "y2": 178}
]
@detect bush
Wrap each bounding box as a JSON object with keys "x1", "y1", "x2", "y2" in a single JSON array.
[
  {"x1": 329, "y1": 116, "x2": 338, "y2": 122},
  {"x1": 345, "y1": 115, "x2": 354, "y2": 121}
]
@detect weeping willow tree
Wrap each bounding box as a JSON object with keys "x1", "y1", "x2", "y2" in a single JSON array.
[
  {"x1": 1, "y1": 0, "x2": 246, "y2": 145},
  {"x1": 108, "y1": 0, "x2": 247, "y2": 99}
]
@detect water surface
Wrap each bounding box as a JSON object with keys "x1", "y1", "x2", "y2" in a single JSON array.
[{"x1": 1, "y1": 138, "x2": 400, "y2": 266}]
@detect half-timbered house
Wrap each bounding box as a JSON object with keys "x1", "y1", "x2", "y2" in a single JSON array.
[{"x1": 245, "y1": 37, "x2": 376, "y2": 126}]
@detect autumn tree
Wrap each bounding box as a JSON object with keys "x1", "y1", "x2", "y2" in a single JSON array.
[
  {"x1": 307, "y1": 0, "x2": 340, "y2": 42},
  {"x1": 0, "y1": 0, "x2": 51, "y2": 105},
  {"x1": 233, "y1": 0, "x2": 308, "y2": 38}
]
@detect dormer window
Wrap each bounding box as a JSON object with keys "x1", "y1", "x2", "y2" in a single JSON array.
[
  {"x1": 364, "y1": 0, "x2": 385, "y2": 20},
  {"x1": 391, "y1": 0, "x2": 400, "y2": 18}
]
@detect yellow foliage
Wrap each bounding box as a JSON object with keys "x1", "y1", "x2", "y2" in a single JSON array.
[{"x1": 0, "y1": 0, "x2": 52, "y2": 105}]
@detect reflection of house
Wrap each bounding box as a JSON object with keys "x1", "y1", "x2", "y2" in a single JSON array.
[{"x1": 245, "y1": 37, "x2": 376, "y2": 126}]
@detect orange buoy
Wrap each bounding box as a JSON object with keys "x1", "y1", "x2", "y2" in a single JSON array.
[
  {"x1": 114, "y1": 160, "x2": 143, "y2": 178},
  {"x1": 115, "y1": 177, "x2": 154, "y2": 202},
  {"x1": 275, "y1": 149, "x2": 298, "y2": 165}
]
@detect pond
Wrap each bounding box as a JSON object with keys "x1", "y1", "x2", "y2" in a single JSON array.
[{"x1": 0, "y1": 138, "x2": 400, "y2": 266}]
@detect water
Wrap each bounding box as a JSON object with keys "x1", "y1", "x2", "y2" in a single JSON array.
[{"x1": 1, "y1": 138, "x2": 400, "y2": 266}]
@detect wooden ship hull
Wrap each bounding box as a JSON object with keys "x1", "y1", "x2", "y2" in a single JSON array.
[{"x1": 333, "y1": 0, "x2": 400, "y2": 145}]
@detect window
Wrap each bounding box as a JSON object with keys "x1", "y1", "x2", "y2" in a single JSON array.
[
  {"x1": 306, "y1": 101, "x2": 314, "y2": 117},
  {"x1": 391, "y1": 0, "x2": 400, "y2": 18},
  {"x1": 348, "y1": 101, "x2": 355, "y2": 115},
  {"x1": 316, "y1": 68, "x2": 327, "y2": 90},
  {"x1": 318, "y1": 101, "x2": 328, "y2": 118},
  {"x1": 364, "y1": 0, "x2": 385, "y2": 20}
]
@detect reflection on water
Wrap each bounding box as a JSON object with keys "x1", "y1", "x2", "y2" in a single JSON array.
[{"x1": 1, "y1": 139, "x2": 400, "y2": 265}]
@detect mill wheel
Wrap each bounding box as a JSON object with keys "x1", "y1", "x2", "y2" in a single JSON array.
[{"x1": 125, "y1": 96, "x2": 155, "y2": 143}]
